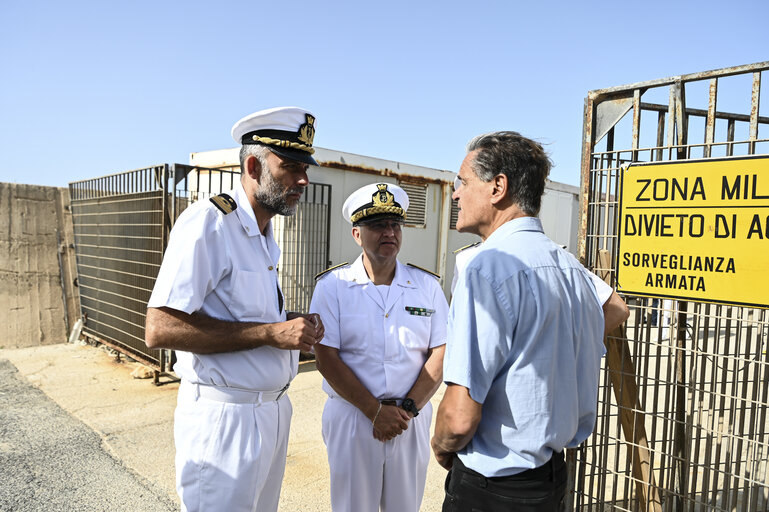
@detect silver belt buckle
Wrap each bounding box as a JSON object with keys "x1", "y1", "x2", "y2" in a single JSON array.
[{"x1": 275, "y1": 382, "x2": 290, "y2": 400}]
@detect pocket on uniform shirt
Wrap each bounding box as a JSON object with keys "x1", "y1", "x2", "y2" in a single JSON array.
[
  {"x1": 229, "y1": 269, "x2": 270, "y2": 321},
  {"x1": 338, "y1": 314, "x2": 370, "y2": 353},
  {"x1": 398, "y1": 313, "x2": 431, "y2": 349}
]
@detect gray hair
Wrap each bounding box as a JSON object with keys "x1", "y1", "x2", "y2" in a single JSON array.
[
  {"x1": 466, "y1": 131, "x2": 552, "y2": 216},
  {"x1": 239, "y1": 144, "x2": 271, "y2": 180}
]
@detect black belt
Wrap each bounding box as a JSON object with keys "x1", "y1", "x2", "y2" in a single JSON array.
[{"x1": 380, "y1": 399, "x2": 402, "y2": 406}]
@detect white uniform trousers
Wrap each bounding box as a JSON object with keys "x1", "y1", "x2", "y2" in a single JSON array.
[
  {"x1": 174, "y1": 380, "x2": 292, "y2": 512},
  {"x1": 322, "y1": 397, "x2": 433, "y2": 512}
]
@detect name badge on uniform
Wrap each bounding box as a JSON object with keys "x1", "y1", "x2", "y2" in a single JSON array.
[{"x1": 405, "y1": 306, "x2": 435, "y2": 317}]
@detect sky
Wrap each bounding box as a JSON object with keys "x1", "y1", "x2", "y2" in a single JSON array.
[{"x1": 1, "y1": 0, "x2": 767, "y2": 188}]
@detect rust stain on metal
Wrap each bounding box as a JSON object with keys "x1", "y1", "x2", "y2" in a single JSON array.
[
  {"x1": 317, "y1": 160, "x2": 447, "y2": 185},
  {"x1": 578, "y1": 95, "x2": 595, "y2": 264},
  {"x1": 704, "y1": 79, "x2": 717, "y2": 156},
  {"x1": 750, "y1": 71, "x2": 761, "y2": 140}
]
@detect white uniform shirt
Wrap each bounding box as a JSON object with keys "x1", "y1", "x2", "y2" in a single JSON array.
[
  {"x1": 310, "y1": 255, "x2": 448, "y2": 400},
  {"x1": 148, "y1": 180, "x2": 296, "y2": 391}
]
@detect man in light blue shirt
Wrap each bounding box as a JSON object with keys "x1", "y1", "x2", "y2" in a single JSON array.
[{"x1": 431, "y1": 131, "x2": 629, "y2": 511}]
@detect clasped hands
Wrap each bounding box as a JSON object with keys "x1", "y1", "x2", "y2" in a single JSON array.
[{"x1": 372, "y1": 403, "x2": 412, "y2": 442}]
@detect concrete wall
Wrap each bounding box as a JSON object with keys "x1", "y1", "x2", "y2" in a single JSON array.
[{"x1": 0, "y1": 183, "x2": 79, "y2": 348}]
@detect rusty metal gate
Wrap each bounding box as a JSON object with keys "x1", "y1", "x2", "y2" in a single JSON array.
[
  {"x1": 574, "y1": 62, "x2": 769, "y2": 511},
  {"x1": 69, "y1": 164, "x2": 331, "y2": 379}
]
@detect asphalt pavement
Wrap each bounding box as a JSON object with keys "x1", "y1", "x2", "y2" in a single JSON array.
[{"x1": 0, "y1": 358, "x2": 176, "y2": 512}]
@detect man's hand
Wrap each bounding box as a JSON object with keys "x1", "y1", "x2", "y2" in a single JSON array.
[
  {"x1": 372, "y1": 404, "x2": 411, "y2": 442},
  {"x1": 269, "y1": 313, "x2": 325, "y2": 352},
  {"x1": 603, "y1": 290, "x2": 630, "y2": 335},
  {"x1": 287, "y1": 312, "x2": 325, "y2": 342},
  {"x1": 431, "y1": 384, "x2": 482, "y2": 470},
  {"x1": 431, "y1": 438, "x2": 455, "y2": 470}
]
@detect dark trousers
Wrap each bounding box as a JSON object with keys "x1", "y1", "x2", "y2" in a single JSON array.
[{"x1": 442, "y1": 452, "x2": 567, "y2": 512}]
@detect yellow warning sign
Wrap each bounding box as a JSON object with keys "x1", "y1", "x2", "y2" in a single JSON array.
[{"x1": 617, "y1": 155, "x2": 769, "y2": 308}]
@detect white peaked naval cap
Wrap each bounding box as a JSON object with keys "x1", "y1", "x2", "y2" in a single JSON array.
[
  {"x1": 231, "y1": 106, "x2": 318, "y2": 166},
  {"x1": 342, "y1": 182, "x2": 409, "y2": 225}
]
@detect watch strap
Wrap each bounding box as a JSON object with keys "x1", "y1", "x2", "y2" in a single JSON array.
[{"x1": 402, "y1": 398, "x2": 419, "y2": 417}]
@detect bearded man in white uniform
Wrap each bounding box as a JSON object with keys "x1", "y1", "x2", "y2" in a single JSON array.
[
  {"x1": 144, "y1": 107, "x2": 325, "y2": 512},
  {"x1": 310, "y1": 183, "x2": 449, "y2": 512}
]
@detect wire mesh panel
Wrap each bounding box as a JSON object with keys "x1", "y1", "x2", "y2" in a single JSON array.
[
  {"x1": 274, "y1": 183, "x2": 331, "y2": 313},
  {"x1": 575, "y1": 63, "x2": 769, "y2": 511},
  {"x1": 69, "y1": 166, "x2": 168, "y2": 368}
]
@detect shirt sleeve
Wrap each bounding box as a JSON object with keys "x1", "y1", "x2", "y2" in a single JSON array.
[
  {"x1": 309, "y1": 275, "x2": 341, "y2": 350},
  {"x1": 147, "y1": 206, "x2": 228, "y2": 314},
  {"x1": 443, "y1": 267, "x2": 516, "y2": 404},
  {"x1": 588, "y1": 271, "x2": 613, "y2": 305}
]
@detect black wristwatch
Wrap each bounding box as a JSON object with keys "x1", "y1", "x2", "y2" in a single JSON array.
[{"x1": 401, "y1": 398, "x2": 419, "y2": 417}]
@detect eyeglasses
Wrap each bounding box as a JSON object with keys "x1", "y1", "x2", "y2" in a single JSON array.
[
  {"x1": 361, "y1": 220, "x2": 404, "y2": 232},
  {"x1": 453, "y1": 175, "x2": 464, "y2": 191}
]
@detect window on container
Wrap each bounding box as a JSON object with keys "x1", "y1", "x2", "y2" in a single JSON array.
[{"x1": 398, "y1": 181, "x2": 427, "y2": 227}]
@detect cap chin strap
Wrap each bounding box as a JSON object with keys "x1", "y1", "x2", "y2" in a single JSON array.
[{"x1": 251, "y1": 135, "x2": 315, "y2": 154}]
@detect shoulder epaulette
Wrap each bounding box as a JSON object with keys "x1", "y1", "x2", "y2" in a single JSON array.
[
  {"x1": 407, "y1": 263, "x2": 441, "y2": 280},
  {"x1": 209, "y1": 193, "x2": 237, "y2": 215},
  {"x1": 453, "y1": 241, "x2": 481, "y2": 254},
  {"x1": 315, "y1": 262, "x2": 349, "y2": 281}
]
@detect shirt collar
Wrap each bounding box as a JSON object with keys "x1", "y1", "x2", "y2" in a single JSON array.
[
  {"x1": 346, "y1": 254, "x2": 414, "y2": 288},
  {"x1": 233, "y1": 179, "x2": 271, "y2": 238},
  {"x1": 485, "y1": 216, "x2": 543, "y2": 245},
  {"x1": 348, "y1": 254, "x2": 369, "y2": 285}
]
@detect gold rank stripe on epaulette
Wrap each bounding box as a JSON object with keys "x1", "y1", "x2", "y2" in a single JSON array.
[
  {"x1": 406, "y1": 263, "x2": 441, "y2": 280},
  {"x1": 315, "y1": 262, "x2": 349, "y2": 280},
  {"x1": 209, "y1": 193, "x2": 237, "y2": 215},
  {"x1": 453, "y1": 241, "x2": 481, "y2": 254}
]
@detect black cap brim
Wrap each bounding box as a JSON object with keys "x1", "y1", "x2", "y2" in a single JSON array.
[
  {"x1": 353, "y1": 212, "x2": 406, "y2": 226},
  {"x1": 264, "y1": 145, "x2": 318, "y2": 166}
]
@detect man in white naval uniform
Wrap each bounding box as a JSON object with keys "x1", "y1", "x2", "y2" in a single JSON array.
[
  {"x1": 310, "y1": 182, "x2": 449, "y2": 512},
  {"x1": 145, "y1": 107, "x2": 325, "y2": 512}
]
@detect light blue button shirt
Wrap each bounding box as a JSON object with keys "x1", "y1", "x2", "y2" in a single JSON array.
[{"x1": 444, "y1": 217, "x2": 606, "y2": 477}]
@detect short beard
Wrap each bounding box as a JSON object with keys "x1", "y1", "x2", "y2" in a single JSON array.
[{"x1": 254, "y1": 165, "x2": 303, "y2": 216}]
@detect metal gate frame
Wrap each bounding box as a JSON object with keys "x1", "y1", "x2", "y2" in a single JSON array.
[
  {"x1": 574, "y1": 62, "x2": 769, "y2": 511},
  {"x1": 69, "y1": 164, "x2": 331, "y2": 382}
]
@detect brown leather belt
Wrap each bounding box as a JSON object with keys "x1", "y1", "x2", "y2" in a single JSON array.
[{"x1": 380, "y1": 399, "x2": 401, "y2": 406}]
